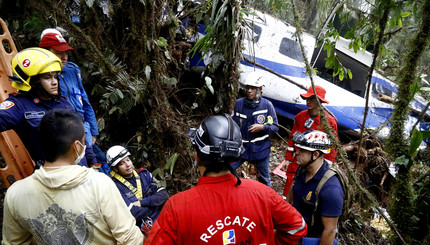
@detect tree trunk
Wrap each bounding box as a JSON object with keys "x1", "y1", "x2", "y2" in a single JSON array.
[{"x1": 387, "y1": 0, "x2": 430, "y2": 243}]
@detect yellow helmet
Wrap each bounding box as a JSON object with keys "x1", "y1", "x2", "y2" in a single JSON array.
[{"x1": 10, "y1": 47, "x2": 62, "y2": 91}]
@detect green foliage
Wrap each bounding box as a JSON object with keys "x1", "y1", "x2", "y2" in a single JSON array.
[
  {"x1": 393, "y1": 129, "x2": 429, "y2": 172},
  {"x1": 408, "y1": 129, "x2": 427, "y2": 156},
  {"x1": 389, "y1": 170, "x2": 416, "y2": 244},
  {"x1": 189, "y1": 0, "x2": 242, "y2": 71},
  {"x1": 90, "y1": 53, "x2": 147, "y2": 116},
  {"x1": 165, "y1": 153, "x2": 178, "y2": 175},
  {"x1": 187, "y1": 0, "x2": 242, "y2": 113},
  {"x1": 390, "y1": 128, "x2": 430, "y2": 243},
  {"x1": 23, "y1": 16, "x2": 46, "y2": 33},
  {"x1": 126, "y1": 139, "x2": 151, "y2": 167},
  {"x1": 413, "y1": 171, "x2": 430, "y2": 242},
  {"x1": 321, "y1": 25, "x2": 352, "y2": 81},
  {"x1": 151, "y1": 153, "x2": 179, "y2": 187},
  {"x1": 157, "y1": 37, "x2": 168, "y2": 48},
  {"x1": 266, "y1": 0, "x2": 289, "y2": 11}
]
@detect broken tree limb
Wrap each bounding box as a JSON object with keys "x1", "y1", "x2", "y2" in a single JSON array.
[
  {"x1": 410, "y1": 100, "x2": 430, "y2": 137},
  {"x1": 243, "y1": 56, "x2": 307, "y2": 90},
  {"x1": 377, "y1": 93, "x2": 394, "y2": 103},
  {"x1": 376, "y1": 93, "x2": 430, "y2": 121}
]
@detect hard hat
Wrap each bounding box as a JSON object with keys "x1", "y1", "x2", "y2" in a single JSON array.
[
  {"x1": 10, "y1": 48, "x2": 62, "y2": 91},
  {"x1": 241, "y1": 71, "x2": 264, "y2": 88},
  {"x1": 292, "y1": 129, "x2": 332, "y2": 154},
  {"x1": 188, "y1": 114, "x2": 245, "y2": 162},
  {"x1": 300, "y1": 85, "x2": 329, "y2": 104},
  {"x1": 106, "y1": 145, "x2": 131, "y2": 167}
]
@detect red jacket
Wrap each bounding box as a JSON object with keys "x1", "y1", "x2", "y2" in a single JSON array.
[
  {"x1": 283, "y1": 110, "x2": 338, "y2": 196},
  {"x1": 145, "y1": 174, "x2": 307, "y2": 245}
]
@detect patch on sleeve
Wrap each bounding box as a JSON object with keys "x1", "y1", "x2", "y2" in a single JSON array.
[{"x1": 0, "y1": 101, "x2": 15, "y2": 110}]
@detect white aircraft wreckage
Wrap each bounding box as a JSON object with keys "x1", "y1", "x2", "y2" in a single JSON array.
[{"x1": 190, "y1": 9, "x2": 430, "y2": 140}]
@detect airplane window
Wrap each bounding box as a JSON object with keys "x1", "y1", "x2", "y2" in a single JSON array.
[
  {"x1": 279, "y1": 37, "x2": 304, "y2": 62},
  {"x1": 372, "y1": 83, "x2": 394, "y2": 97},
  {"x1": 244, "y1": 22, "x2": 262, "y2": 43}
]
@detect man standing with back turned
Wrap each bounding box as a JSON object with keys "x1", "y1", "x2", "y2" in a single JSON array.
[
  {"x1": 2, "y1": 109, "x2": 144, "y2": 244},
  {"x1": 145, "y1": 114, "x2": 306, "y2": 244}
]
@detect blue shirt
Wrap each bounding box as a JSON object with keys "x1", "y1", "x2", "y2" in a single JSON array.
[
  {"x1": 0, "y1": 93, "x2": 72, "y2": 164},
  {"x1": 59, "y1": 62, "x2": 98, "y2": 136},
  {"x1": 292, "y1": 161, "x2": 344, "y2": 237},
  {"x1": 113, "y1": 168, "x2": 169, "y2": 226},
  {"x1": 232, "y1": 97, "x2": 279, "y2": 161}
]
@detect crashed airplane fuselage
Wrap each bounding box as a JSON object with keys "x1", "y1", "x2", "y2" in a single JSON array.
[{"x1": 192, "y1": 10, "x2": 430, "y2": 138}]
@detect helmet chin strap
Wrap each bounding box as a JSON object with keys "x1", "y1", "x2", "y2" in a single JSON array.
[
  {"x1": 303, "y1": 151, "x2": 320, "y2": 168},
  {"x1": 303, "y1": 157, "x2": 315, "y2": 168}
]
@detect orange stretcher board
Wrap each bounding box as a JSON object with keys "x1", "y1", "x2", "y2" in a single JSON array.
[{"x1": 0, "y1": 18, "x2": 35, "y2": 188}]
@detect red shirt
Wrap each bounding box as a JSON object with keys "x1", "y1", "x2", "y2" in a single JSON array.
[
  {"x1": 145, "y1": 174, "x2": 307, "y2": 245},
  {"x1": 283, "y1": 110, "x2": 338, "y2": 196}
]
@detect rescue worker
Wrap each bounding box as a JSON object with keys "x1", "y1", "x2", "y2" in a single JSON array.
[
  {"x1": 145, "y1": 114, "x2": 306, "y2": 244},
  {"x1": 40, "y1": 28, "x2": 99, "y2": 146},
  {"x1": 107, "y1": 145, "x2": 169, "y2": 232},
  {"x1": 40, "y1": 28, "x2": 98, "y2": 167},
  {"x1": 0, "y1": 47, "x2": 91, "y2": 167},
  {"x1": 282, "y1": 85, "x2": 338, "y2": 196},
  {"x1": 287, "y1": 129, "x2": 343, "y2": 245},
  {"x1": 2, "y1": 109, "x2": 144, "y2": 244},
  {"x1": 231, "y1": 72, "x2": 279, "y2": 187}
]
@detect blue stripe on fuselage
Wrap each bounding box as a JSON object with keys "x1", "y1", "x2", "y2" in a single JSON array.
[
  {"x1": 241, "y1": 54, "x2": 428, "y2": 116},
  {"x1": 267, "y1": 97, "x2": 393, "y2": 130},
  {"x1": 241, "y1": 54, "x2": 308, "y2": 78}
]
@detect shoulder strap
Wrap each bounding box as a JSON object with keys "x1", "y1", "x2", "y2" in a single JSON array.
[
  {"x1": 311, "y1": 168, "x2": 336, "y2": 226},
  {"x1": 315, "y1": 169, "x2": 336, "y2": 196}
]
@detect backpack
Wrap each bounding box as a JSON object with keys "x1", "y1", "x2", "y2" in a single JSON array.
[{"x1": 312, "y1": 166, "x2": 350, "y2": 226}]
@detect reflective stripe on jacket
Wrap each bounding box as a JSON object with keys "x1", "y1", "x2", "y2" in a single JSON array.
[{"x1": 232, "y1": 97, "x2": 279, "y2": 161}]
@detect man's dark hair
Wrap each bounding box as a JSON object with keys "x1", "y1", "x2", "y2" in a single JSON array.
[{"x1": 39, "y1": 109, "x2": 84, "y2": 162}]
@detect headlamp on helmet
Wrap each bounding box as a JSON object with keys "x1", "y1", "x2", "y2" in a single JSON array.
[
  {"x1": 188, "y1": 114, "x2": 245, "y2": 162},
  {"x1": 106, "y1": 145, "x2": 131, "y2": 167}
]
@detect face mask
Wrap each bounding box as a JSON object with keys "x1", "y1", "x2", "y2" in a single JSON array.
[{"x1": 74, "y1": 141, "x2": 86, "y2": 165}]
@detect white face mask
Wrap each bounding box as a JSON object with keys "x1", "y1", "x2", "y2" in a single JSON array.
[{"x1": 74, "y1": 141, "x2": 86, "y2": 165}]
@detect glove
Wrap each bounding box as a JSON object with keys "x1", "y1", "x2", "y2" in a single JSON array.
[{"x1": 141, "y1": 217, "x2": 153, "y2": 237}]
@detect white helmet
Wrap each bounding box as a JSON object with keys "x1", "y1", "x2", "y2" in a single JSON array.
[
  {"x1": 106, "y1": 145, "x2": 131, "y2": 166},
  {"x1": 241, "y1": 71, "x2": 264, "y2": 88},
  {"x1": 292, "y1": 129, "x2": 332, "y2": 154}
]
